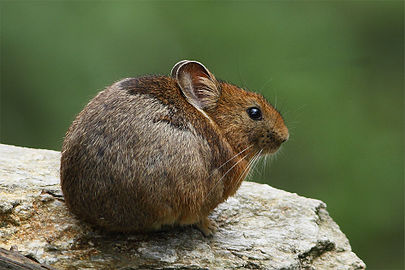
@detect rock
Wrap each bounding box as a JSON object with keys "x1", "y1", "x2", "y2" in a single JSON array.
[
  {"x1": 0, "y1": 247, "x2": 57, "y2": 270},
  {"x1": 0, "y1": 144, "x2": 366, "y2": 269}
]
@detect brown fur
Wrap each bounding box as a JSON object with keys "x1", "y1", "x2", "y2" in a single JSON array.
[{"x1": 60, "y1": 60, "x2": 288, "y2": 235}]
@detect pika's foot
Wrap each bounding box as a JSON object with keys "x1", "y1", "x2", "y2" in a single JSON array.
[{"x1": 196, "y1": 217, "x2": 218, "y2": 237}]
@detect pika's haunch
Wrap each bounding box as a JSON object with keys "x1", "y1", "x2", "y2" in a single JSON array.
[{"x1": 60, "y1": 60, "x2": 289, "y2": 236}]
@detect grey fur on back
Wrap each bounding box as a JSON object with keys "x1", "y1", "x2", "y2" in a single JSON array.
[{"x1": 61, "y1": 80, "x2": 215, "y2": 231}]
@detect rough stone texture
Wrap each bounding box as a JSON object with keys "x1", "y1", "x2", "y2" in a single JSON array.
[{"x1": 0, "y1": 144, "x2": 366, "y2": 269}]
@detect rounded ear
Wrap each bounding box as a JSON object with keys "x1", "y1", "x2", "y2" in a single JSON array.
[
  {"x1": 171, "y1": 60, "x2": 221, "y2": 110},
  {"x1": 170, "y1": 60, "x2": 189, "y2": 78}
]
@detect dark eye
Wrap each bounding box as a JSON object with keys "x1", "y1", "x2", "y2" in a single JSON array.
[{"x1": 247, "y1": 107, "x2": 262, "y2": 120}]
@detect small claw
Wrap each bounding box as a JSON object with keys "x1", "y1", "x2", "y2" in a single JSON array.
[{"x1": 196, "y1": 217, "x2": 218, "y2": 237}]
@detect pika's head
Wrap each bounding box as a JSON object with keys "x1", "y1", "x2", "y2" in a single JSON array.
[{"x1": 171, "y1": 60, "x2": 288, "y2": 157}]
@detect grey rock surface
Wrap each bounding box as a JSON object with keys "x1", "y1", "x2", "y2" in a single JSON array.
[{"x1": 0, "y1": 144, "x2": 366, "y2": 269}]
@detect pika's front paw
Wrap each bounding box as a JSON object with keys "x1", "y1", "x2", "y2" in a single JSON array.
[{"x1": 196, "y1": 217, "x2": 218, "y2": 237}]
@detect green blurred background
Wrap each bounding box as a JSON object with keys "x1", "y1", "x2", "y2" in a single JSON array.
[{"x1": 1, "y1": 1, "x2": 403, "y2": 269}]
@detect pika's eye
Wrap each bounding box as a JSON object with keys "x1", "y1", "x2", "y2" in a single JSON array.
[{"x1": 247, "y1": 107, "x2": 262, "y2": 120}]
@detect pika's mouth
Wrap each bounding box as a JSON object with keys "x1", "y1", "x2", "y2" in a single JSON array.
[
  {"x1": 259, "y1": 136, "x2": 287, "y2": 155},
  {"x1": 256, "y1": 129, "x2": 288, "y2": 155},
  {"x1": 265, "y1": 144, "x2": 282, "y2": 154}
]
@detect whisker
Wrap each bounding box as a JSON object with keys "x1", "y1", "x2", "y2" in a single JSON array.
[
  {"x1": 235, "y1": 150, "x2": 259, "y2": 183},
  {"x1": 209, "y1": 145, "x2": 253, "y2": 177},
  {"x1": 220, "y1": 149, "x2": 262, "y2": 226},
  {"x1": 236, "y1": 148, "x2": 262, "y2": 184},
  {"x1": 256, "y1": 151, "x2": 264, "y2": 175},
  {"x1": 259, "y1": 153, "x2": 268, "y2": 176},
  {"x1": 264, "y1": 154, "x2": 268, "y2": 166},
  {"x1": 264, "y1": 154, "x2": 270, "y2": 170},
  {"x1": 252, "y1": 150, "x2": 263, "y2": 175},
  {"x1": 257, "y1": 150, "x2": 267, "y2": 173},
  {"x1": 258, "y1": 77, "x2": 273, "y2": 94},
  {"x1": 204, "y1": 151, "x2": 250, "y2": 201},
  {"x1": 246, "y1": 149, "x2": 263, "y2": 180}
]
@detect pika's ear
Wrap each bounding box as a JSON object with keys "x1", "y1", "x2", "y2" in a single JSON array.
[
  {"x1": 172, "y1": 60, "x2": 221, "y2": 110},
  {"x1": 170, "y1": 60, "x2": 189, "y2": 78}
]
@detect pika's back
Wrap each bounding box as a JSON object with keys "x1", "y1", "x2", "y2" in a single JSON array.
[{"x1": 64, "y1": 76, "x2": 218, "y2": 157}]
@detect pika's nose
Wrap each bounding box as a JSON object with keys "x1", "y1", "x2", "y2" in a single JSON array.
[
  {"x1": 268, "y1": 131, "x2": 288, "y2": 145},
  {"x1": 274, "y1": 129, "x2": 289, "y2": 145},
  {"x1": 280, "y1": 133, "x2": 289, "y2": 143},
  {"x1": 273, "y1": 117, "x2": 289, "y2": 144}
]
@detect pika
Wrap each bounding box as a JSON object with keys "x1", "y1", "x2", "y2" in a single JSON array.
[{"x1": 60, "y1": 60, "x2": 289, "y2": 236}]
